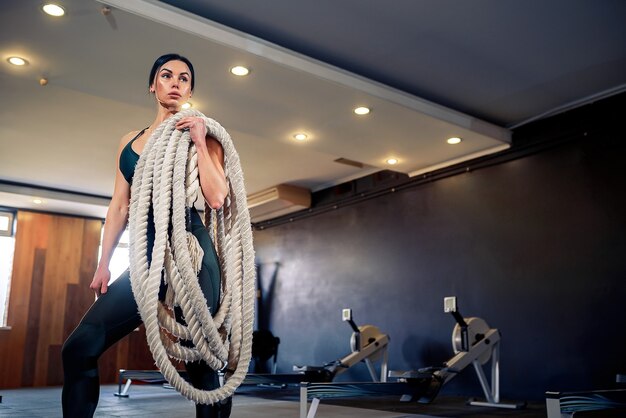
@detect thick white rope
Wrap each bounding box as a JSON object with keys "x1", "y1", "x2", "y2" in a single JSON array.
[{"x1": 128, "y1": 109, "x2": 255, "y2": 404}]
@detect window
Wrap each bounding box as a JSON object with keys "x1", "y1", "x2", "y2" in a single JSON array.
[
  {"x1": 0, "y1": 210, "x2": 16, "y2": 327},
  {"x1": 0, "y1": 210, "x2": 14, "y2": 237},
  {"x1": 99, "y1": 226, "x2": 130, "y2": 284}
]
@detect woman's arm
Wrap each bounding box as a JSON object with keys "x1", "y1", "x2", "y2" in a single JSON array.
[
  {"x1": 176, "y1": 117, "x2": 228, "y2": 209},
  {"x1": 90, "y1": 132, "x2": 134, "y2": 295}
]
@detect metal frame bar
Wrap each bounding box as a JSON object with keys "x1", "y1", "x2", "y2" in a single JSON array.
[
  {"x1": 468, "y1": 341, "x2": 522, "y2": 409},
  {"x1": 300, "y1": 383, "x2": 320, "y2": 418},
  {"x1": 333, "y1": 334, "x2": 389, "y2": 378},
  {"x1": 299, "y1": 381, "x2": 432, "y2": 418},
  {"x1": 545, "y1": 389, "x2": 626, "y2": 418},
  {"x1": 545, "y1": 394, "x2": 566, "y2": 418},
  {"x1": 113, "y1": 369, "x2": 188, "y2": 398}
]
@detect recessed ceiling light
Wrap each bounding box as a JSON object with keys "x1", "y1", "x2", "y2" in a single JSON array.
[
  {"x1": 293, "y1": 133, "x2": 307, "y2": 141},
  {"x1": 181, "y1": 102, "x2": 192, "y2": 110},
  {"x1": 386, "y1": 158, "x2": 399, "y2": 165},
  {"x1": 447, "y1": 137, "x2": 462, "y2": 145},
  {"x1": 33, "y1": 198, "x2": 44, "y2": 205},
  {"x1": 354, "y1": 106, "x2": 370, "y2": 115},
  {"x1": 230, "y1": 66, "x2": 250, "y2": 76},
  {"x1": 7, "y1": 56, "x2": 28, "y2": 66},
  {"x1": 42, "y1": 3, "x2": 65, "y2": 17}
]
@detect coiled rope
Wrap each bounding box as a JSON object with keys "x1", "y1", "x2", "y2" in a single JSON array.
[{"x1": 128, "y1": 109, "x2": 255, "y2": 404}]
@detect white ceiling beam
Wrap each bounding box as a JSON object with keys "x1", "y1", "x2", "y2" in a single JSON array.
[{"x1": 97, "y1": 0, "x2": 510, "y2": 143}]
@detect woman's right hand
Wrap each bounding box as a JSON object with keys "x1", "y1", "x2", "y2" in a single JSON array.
[{"x1": 90, "y1": 266, "x2": 111, "y2": 296}]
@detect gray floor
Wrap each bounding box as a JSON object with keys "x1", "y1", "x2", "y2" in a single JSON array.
[
  {"x1": 0, "y1": 384, "x2": 431, "y2": 418},
  {"x1": 0, "y1": 383, "x2": 546, "y2": 418}
]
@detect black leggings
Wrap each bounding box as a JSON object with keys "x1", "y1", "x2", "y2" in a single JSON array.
[{"x1": 62, "y1": 221, "x2": 222, "y2": 418}]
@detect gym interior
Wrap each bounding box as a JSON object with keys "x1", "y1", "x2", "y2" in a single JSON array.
[{"x1": 1, "y1": 1, "x2": 625, "y2": 417}]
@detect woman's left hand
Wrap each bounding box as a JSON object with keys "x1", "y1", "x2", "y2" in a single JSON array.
[{"x1": 176, "y1": 116, "x2": 207, "y2": 147}]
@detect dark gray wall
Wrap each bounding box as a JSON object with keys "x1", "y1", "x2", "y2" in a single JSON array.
[{"x1": 252, "y1": 95, "x2": 626, "y2": 401}]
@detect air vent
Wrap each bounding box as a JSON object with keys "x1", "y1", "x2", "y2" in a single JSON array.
[
  {"x1": 247, "y1": 184, "x2": 311, "y2": 222},
  {"x1": 334, "y1": 158, "x2": 365, "y2": 168}
]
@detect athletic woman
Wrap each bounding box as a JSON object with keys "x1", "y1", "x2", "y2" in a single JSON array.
[{"x1": 62, "y1": 53, "x2": 231, "y2": 418}]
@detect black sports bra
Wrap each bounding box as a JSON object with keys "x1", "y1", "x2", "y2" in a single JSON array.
[
  {"x1": 119, "y1": 128, "x2": 147, "y2": 184},
  {"x1": 118, "y1": 127, "x2": 205, "y2": 232}
]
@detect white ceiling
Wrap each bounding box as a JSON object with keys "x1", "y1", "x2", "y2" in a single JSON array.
[{"x1": 1, "y1": 0, "x2": 624, "y2": 219}]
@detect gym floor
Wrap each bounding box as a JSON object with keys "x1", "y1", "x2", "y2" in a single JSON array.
[{"x1": 0, "y1": 383, "x2": 548, "y2": 417}]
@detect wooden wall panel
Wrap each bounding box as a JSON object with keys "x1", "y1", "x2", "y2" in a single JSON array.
[
  {"x1": 35, "y1": 216, "x2": 87, "y2": 386},
  {"x1": 0, "y1": 211, "x2": 50, "y2": 388},
  {"x1": 0, "y1": 210, "x2": 157, "y2": 389},
  {"x1": 20, "y1": 248, "x2": 46, "y2": 386}
]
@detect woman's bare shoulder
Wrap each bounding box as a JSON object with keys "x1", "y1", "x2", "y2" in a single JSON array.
[{"x1": 118, "y1": 129, "x2": 142, "y2": 148}]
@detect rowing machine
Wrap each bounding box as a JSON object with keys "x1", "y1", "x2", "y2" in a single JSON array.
[
  {"x1": 390, "y1": 296, "x2": 524, "y2": 409},
  {"x1": 300, "y1": 297, "x2": 525, "y2": 418},
  {"x1": 243, "y1": 308, "x2": 390, "y2": 386},
  {"x1": 293, "y1": 308, "x2": 389, "y2": 382}
]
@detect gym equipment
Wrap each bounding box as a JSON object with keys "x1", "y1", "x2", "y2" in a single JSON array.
[
  {"x1": 251, "y1": 329, "x2": 280, "y2": 374},
  {"x1": 299, "y1": 296, "x2": 524, "y2": 418},
  {"x1": 114, "y1": 308, "x2": 388, "y2": 396},
  {"x1": 546, "y1": 375, "x2": 626, "y2": 417},
  {"x1": 546, "y1": 390, "x2": 626, "y2": 417},
  {"x1": 114, "y1": 369, "x2": 189, "y2": 397},
  {"x1": 243, "y1": 308, "x2": 389, "y2": 386},
  {"x1": 294, "y1": 309, "x2": 389, "y2": 382},
  {"x1": 392, "y1": 297, "x2": 523, "y2": 408}
]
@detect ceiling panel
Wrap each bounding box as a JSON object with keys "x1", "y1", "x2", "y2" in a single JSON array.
[{"x1": 2, "y1": 0, "x2": 623, "y2": 217}]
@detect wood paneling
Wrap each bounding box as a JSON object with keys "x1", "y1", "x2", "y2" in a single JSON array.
[
  {"x1": 0, "y1": 211, "x2": 155, "y2": 389},
  {"x1": 21, "y1": 248, "x2": 46, "y2": 386}
]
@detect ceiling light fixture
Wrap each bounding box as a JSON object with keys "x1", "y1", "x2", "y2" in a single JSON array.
[
  {"x1": 293, "y1": 133, "x2": 307, "y2": 141},
  {"x1": 386, "y1": 158, "x2": 399, "y2": 165},
  {"x1": 354, "y1": 106, "x2": 370, "y2": 115},
  {"x1": 181, "y1": 102, "x2": 192, "y2": 110},
  {"x1": 7, "y1": 56, "x2": 28, "y2": 66},
  {"x1": 32, "y1": 198, "x2": 43, "y2": 205},
  {"x1": 42, "y1": 3, "x2": 66, "y2": 17},
  {"x1": 230, "y1": 66, "x2": 250, "y2": 76},
  {"x1": 447, "y1": 137, "x2": 462, "y2": 145}
]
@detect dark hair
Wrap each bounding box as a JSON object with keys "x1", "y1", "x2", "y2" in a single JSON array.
[{"x1": 148, "y1": 53, "x2": 195, "y2": 91}]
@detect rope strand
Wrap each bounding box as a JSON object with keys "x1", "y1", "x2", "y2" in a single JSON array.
[{"x1": 128, "y1": 109, "x2": 255, "y2": 404}]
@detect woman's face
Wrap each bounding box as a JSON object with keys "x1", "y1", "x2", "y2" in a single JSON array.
[{"x1": 151, "y1": 60, "x2": 192, "y2": 109}]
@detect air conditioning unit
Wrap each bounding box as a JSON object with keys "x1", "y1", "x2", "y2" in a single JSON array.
[{"x1": 247, "y1": 184, "x2": 311, "y2": 222}]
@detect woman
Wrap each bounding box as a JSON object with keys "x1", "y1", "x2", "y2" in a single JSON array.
[{"x1": 62, "y1": 53, "x2": 231, "y2": 418}]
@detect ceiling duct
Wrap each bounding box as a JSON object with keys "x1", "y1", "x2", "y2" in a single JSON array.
[{"x1": 247, "y1": 184, "x2": 311, "y2": 222}]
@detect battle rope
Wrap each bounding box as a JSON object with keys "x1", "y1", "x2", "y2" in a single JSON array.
[{"x1": 128, "y1": 109, "x2": 255, "y2": 404}]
